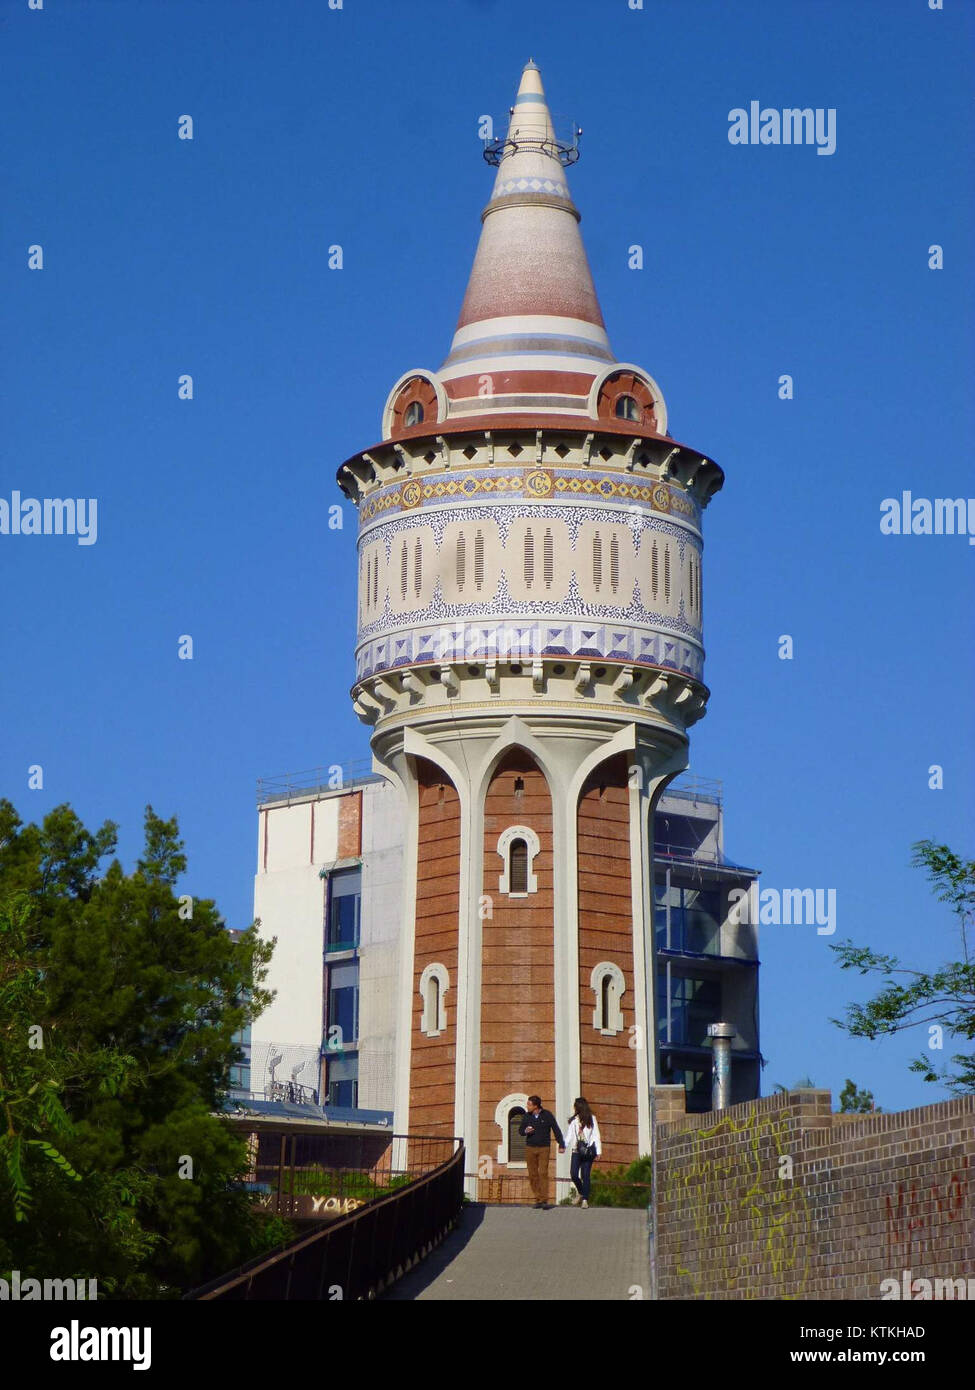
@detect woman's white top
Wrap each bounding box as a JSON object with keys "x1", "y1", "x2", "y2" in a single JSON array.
[{"x1": 565, "y1": 1115, "x2": 602, "y2": 1156}]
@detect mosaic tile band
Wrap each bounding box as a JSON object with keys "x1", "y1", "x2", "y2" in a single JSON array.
[
  {"x1": 357, "y1": 467, "x2": 702, "y2": 528},
  {"x1": 355, "y1": 620, "x2": 704, "y2": 684}
]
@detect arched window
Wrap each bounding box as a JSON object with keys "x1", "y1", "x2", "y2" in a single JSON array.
[
  {"x1": 615, "y1": 394, "x2": 640, "y2": 421},
  {"x1": 494, "y1": 1092, "x2": 530, "y2": 1167},
  {"x1": 590, "y1": 961, "x2": 625, "y2": 1035},
  {"x1": 497, "y1": 825, "x2": 540, "y2": 896},
  {"x1": 509, "y1": 838, "x2": 529, "y2": 893},
  {"x1": 404, "y1": 400, "x2": 424, "y2": 426},
  {"x1": 419, "y1": 963, "x2": 449, "y2": 1037},
  {"x1": 508, "y1": 1108, "x2": 527, "y2": 1164}
]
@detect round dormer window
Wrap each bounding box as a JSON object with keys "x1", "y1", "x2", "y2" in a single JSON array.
[
  {"x1": 389, "y1": 375, "x2": 439, "y2": 438},
  {"x1": 596, "y1": 371, "x2": 658, "y2": 431}
]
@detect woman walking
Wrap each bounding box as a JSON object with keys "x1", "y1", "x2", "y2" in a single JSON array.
[{"x1": 565, "y1": 1097, "x2": 601, "y2": 1208}]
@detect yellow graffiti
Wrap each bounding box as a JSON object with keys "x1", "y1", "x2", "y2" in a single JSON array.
[{"x1": 659, "y1": 1109, "x2": 812, "y2": 1299}]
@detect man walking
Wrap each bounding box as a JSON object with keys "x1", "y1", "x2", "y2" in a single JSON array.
[{"x1": 519, "y1": 1095, "x2": 565, "y2": 1209}]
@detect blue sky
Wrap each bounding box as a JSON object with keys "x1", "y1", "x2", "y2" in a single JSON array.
[{"x1": 2, "y1": 0, "x2": 973, "y2": 1112}]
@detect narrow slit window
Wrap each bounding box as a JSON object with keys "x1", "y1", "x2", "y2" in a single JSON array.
[
  {"x1": 664, "y1": 546, "x2": 671, "y2": 603},
  {"x1": 509, "y1": 838, "x2": 529, "y2": 894},
  {"x1": 600, "y1": 973, "x2": 611, "y2": 1030},
  {"x1": 610, "y1": 534, "x2": 620, "y2": 593},
  {"x1": 413, "y1": 537, "x2": 422, "y2": 597},
  {"x1": 651, "y1": 542, "x2": 659, "y2": 602},
  {"x1": 592, "y1": 534, "x2": 603, "y2": 591},
  {"x1": 400, "y1": 542, "x2": 408, "y2": 600}
]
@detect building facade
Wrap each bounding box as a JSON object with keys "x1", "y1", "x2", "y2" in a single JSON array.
[{"x1": 253, "y1": 63, "x2": 760, "y2": 1192}]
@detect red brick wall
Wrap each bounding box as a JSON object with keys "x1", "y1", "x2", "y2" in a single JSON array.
[
  {"x1": 577, "y1": 754, "x2": 639, "y2": 1166},
  {"x1": 480, "y1": 751, "x2": 554, "y2": 1191},
  {"x1": 336, "y1": 790, "x2": 362, "y2": 859},
  {"x1": 409, "y1": 760, "x2": 460, "y2": 1138},
  {"x1": 653, "y1": 1089, "x2": 975, "y2": 1299}
]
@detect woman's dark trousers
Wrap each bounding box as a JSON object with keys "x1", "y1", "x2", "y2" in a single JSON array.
[{"x1": 571, "y1": 1153, "x2": 594, "y2": 1200}]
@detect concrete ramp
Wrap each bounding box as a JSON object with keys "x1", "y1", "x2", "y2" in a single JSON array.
[{"x1": 383, "y1": 1203, "x2": 650, "y2": 1301}]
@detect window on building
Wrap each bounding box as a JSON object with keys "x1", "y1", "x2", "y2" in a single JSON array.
[
  {"x1": 590, "y1": 961, "x2": 625, "y2": 1034},
  {"x1": 497, "y1": 826, "x2": 540, "y2": 896},
  {"x1": 327, "y1": 960, "x2": 359, "y2": 1048},
  {"x1": 326, "y1": 867, "x2": 361, "y2": 952},
  {"x1": 655, "y1": 880, "x2": 721, "y2": 954},
  {"x1": 657, "y1": 971, "x2": 720, "y2": 1048},
  {"x1": 326, "y1": 1052, "x2": 359, "y2": 1109},
  {"x1": 404, "y1": 400, "x2": 424, "y2": 426},
  {"x1": 615, "y1": 394, "x2": 640, "y2": 421},
  {"x1": 509, "y1": 838, "x2": 528, "y2": 893},
  {"x1": 508, "y1": 1107, "x2": 527, "y2": 1163},
  {"x1": 419, "y1": 962, "x2": 449, "y2": 1037}
]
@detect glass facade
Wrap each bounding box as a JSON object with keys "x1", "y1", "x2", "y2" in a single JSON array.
[
  {"x1": 657, "y1": 970, "x2": 720, "y2": 1048},
  {"x1": 326, "y1": 867, "x2": 361, "y2": 952},
  {"x1": 229, "y1": 1024, "x2": 251, "y2": 1096},
  {"x1": 324, "y1": 867, "x2": 361, "y2": 1107},
  {"x1": 655, "y1": 879, "x2": 721, "y2": 955}
]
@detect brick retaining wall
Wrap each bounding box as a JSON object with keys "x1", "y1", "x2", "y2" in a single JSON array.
[{"x1": 652, "y1": 1088, "x2": 974, "y2": 1299}]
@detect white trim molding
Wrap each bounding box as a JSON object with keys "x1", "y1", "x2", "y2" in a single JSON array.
[
  {"x1": 590, "y1": 960, "x2": 626, "y2": 1035},
  {"x1": 494, "y1": 1092, "x2": 530, "y2": 1168},
  {"x1": 418, "y1": 962, "x2": 449, "y2": 1037},
  {"x1": 496, "y1": 824, "x2": 540, "y2": 896}
]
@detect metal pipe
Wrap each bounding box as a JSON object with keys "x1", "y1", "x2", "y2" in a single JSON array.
[{"x1": 708, "y1": 1021, "x2": 736, "y2": 1110}]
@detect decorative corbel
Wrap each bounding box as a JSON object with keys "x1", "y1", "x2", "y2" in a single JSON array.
[
  {"x1": 612, "y1": 667, "x2": 635, "y2": 697},
  {"x1": 624, "y1": 438, "x2": 643, "y2": 472},
  {"x1": 574, "y1": 662, "x2": 591, "y2": 693},
  {"x1": 531, "y1": 659, "x2": 545, "y2": 692},
  {"x1": 659, "y1": 446, "x2": 679, "y2": 479}
]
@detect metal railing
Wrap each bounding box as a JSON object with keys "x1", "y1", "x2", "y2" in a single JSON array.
[
  {"x1": 190, "y1": 1138, "x2": 465, "y2": 1300},
  {"x1": 256, "y1": 760, "x2": 382, "y2": 805},
  {"x1": 662, "y1": 774, "x2": 722, "y2": 805}
]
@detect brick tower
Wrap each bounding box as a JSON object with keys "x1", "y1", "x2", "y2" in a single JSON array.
[{"x1": 337, "y1": 62, "x2": 723, "y2": 1195}]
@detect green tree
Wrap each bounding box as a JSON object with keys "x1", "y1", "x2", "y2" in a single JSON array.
[
  {"x1": 0, "y1": 800, "x2": 278, "y2": 1296},
  {"x1": 831, "y1": 840, "x2": 975, "y2": 1094},
  {"x1": 837, "y1": 1078, "x2": 879, "y2": 1113}
]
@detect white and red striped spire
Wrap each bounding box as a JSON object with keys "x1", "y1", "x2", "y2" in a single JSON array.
[{"x1": 438, "y1": 61, "x2": 617, "y2": 422}]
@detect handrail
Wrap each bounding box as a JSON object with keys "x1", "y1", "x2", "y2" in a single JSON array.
[{"x1": 189, "y1": 1139, "x2": 465, "y2": 1301}]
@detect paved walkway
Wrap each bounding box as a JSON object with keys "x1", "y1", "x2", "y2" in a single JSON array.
[{"x1": 384, "y1": 1203, "x2": 651, "y2": 1301}]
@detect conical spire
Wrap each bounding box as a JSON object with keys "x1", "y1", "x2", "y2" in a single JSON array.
[{"x1": 438, "y1": 62, "x2": 615, "y2": 422}]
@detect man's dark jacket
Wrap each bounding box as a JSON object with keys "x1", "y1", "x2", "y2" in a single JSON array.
[{"x1": 518, "y1": 1108, "x2": 565, "y2": 1148}]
